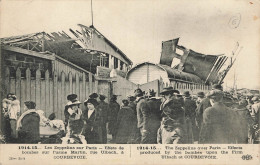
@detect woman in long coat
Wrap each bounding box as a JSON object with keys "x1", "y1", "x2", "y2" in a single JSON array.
[
  {"x1": 115, "y1": 100, "x2": 136, "y2": 144},
  {"x1": 83, "y1": 98, "x2": 103, "y2": 144},
  {"x1": 17, "y1": 101, "x2": 40, "y2": 144}
]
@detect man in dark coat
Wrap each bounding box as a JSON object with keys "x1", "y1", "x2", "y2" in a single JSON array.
[
  {"x1": 115, "y1": 99, "x2": 136, "y2": 144},
  {"x1": 128, "y1": 96, "x2": 136, "y2": 114},
  {"x1": 183, "y1": 91, "x2": 198, "y2": 142},
  {"x1": 160, "y1": 87, "x2": 186, "y2": 143},
  {"x1": 145, "y1": 89, "x2": 162, "y2": 143},
  {"x1": 127, "y1": 95, "x2": 140, "y2": 143},
  {"x1": 233, "y1": 99, "x2": 254, "y2": 143},
  {"x1": 108, "y1": 95, "x2": 120, "y2": 142},
  {"x1": 17, "y1": 101, "x2": 40, "y2": 144},
  {"x1": 196, "y1": 84, "x2": 223, "y2": 130},
  {"x1": 196, "y1": 92, "x2": 205, "y2": 106},
  {"x1": 135, "y1": 88, "x2": 151, "y2": 144},
  {"x1": 98, "y1": 95, "x2": 109, "y2": 144},
  {"x1": 199, "y1": 90, "x2": 236, "y2": 144}
]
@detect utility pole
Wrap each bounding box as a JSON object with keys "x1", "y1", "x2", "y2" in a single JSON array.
[{"x1": 91, "y1": 0, "x2": 94, "y2": 26}]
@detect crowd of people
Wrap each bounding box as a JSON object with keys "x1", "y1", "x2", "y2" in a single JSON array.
[{"x1": 1, "y1": 84, "x2": 260, "y2": 144}]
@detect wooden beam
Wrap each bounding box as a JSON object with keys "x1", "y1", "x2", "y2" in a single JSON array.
[{"x1": 1, "y1": 45, "x2": 55, "y2": 60}]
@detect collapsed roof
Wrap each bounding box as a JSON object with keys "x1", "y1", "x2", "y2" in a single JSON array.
[
  {"x1": 1, "y1": 24, "x2": 132, "y2": 74},
  {"x1": 160, "y1": 38, "x2": 228, "y2": 84}
]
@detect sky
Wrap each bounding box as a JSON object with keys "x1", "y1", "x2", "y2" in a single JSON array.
[{"x1": 0, "y1": 0, "x2": 259, "y2": 90}]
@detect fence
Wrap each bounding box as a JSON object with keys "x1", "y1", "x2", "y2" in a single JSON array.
[{"x1": 2, "y1": 66, "x2": 97, "y2": 120}]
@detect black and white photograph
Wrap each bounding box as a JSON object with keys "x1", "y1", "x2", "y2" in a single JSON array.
[{"x1": 0, "y1": 0, "x2": 259, "y2": 164}]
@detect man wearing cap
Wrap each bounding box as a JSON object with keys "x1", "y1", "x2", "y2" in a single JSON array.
[
  {"x1": 160, "y1": 87, "x2": 186, "y2": 143},
  {"x1": 196, "y1": 84, "x2": 223, "y2": 131},
  {"x1": 98, "y1": 95, "x2": 109, "y2": 144},
  {"x1": 108, "y1": 95, "x2": 120, "y2": 143},
  {"x1": 199, "y1": 90, "x2": 235, "y2": 144},
  {"x1": 183, "y1": 91, "x2": 198, "y2": 142}
]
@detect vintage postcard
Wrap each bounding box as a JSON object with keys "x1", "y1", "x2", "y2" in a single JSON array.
[{"x1": 0, "y1": 0, "x2": 259, "y2": 164}]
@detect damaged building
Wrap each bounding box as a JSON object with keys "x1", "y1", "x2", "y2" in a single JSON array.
[{"x1": 126, "y1": 38, "x2": 230, "y2": 94}]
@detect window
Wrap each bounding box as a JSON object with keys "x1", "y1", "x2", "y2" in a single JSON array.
[{"x1": 114, "y1": 57, "x2": 118, "y2": 69}]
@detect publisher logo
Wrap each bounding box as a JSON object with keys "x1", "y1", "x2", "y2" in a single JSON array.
[{"x1": 241, "y1": 155, "x2": 253, "y2": 160}]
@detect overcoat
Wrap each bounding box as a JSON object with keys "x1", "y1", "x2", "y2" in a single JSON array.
[
  {"x1": 199, "y1": 102, "x2": 236, "y2": 144},
  {"x1": 107, "y1": 101, "x2": 120, "y2": 135},
  {"x1": 115, "y1": 106, "x2": 136, "y2": 144},
  {"x1": 98, "y1": 100, "x2": 110, "y2": 143}
]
